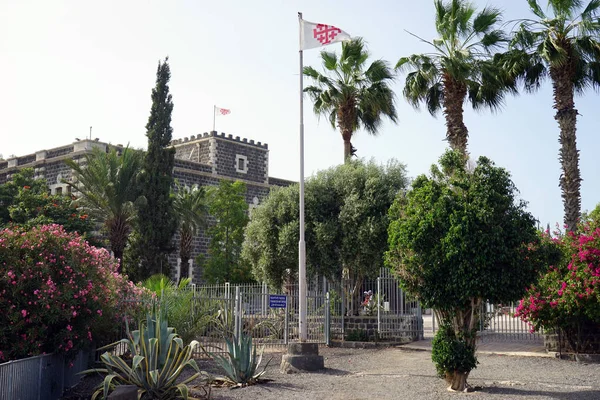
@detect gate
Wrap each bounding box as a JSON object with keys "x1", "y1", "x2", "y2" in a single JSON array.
[{"x1": 429, "y1": 302, "x2": 543, "y2": 342}]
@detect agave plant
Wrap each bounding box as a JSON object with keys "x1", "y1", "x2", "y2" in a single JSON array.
[
  {"x1": 82, "y1": 306, "x2": 210, "y2": 399},
  {"x1": 208, "y1": 334, "x2": 272, "y2": 387}
]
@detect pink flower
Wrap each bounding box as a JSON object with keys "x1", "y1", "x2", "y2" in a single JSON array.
[
  {"x1": 21, "y1": 310, "x2": 27, "y2": 318},
  {"x1": 66, "y1": 325, "x2": 72, "y2": 331}
]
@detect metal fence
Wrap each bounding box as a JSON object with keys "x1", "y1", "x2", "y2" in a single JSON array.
[
  {"x1": 188, "y1": 270, "x2": 422, "y2": 354},
  {"x1": 306, "y1": 269, "x2": 422, "y2": 342},
  {"x1": 428, "y1": 302, "x2": 542, "y2": 342},
  {"x1": 190, "y1": 280, "x2": 328, "y2": 356},
  {"x1": 0, "y1": 349, "x2": 90, "y2": 400}
]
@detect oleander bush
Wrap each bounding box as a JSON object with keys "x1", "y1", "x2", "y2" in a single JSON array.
[{"x1": 0, "y1": 224, "x2": 149, "y2": 362}]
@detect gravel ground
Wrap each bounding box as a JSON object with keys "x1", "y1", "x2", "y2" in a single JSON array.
[
  {"x1": 197, "y1": 347, "x2": 600, "y2": 400},
  {"x1": 63, "y1": 347, "x2": 600, "y2": 399}
]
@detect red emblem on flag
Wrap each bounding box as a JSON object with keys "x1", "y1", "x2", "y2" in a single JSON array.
[{"x1": 313, "y1": 24, "x2": 342, "y2": 45}]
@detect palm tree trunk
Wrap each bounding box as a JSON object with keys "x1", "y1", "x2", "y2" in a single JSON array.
[
  {"x1": 343, "y1": 132, "x2": 353, "y2": 162},
  {"x1": 442, "y1": 73, "x2": 469, "y2": 155},
  {"x1": 179, "y1": 228, "x2": 193, "y2": 280},
  {"x1": 550, "y1": 62, "x2": 581, "y2": 232},
  {"x1": 107, "y1": 216, "x2": 131, "y2": 273}
]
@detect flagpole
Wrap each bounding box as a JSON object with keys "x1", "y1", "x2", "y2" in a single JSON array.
[
  {"x1": 298, "y1": 11, "x2": 307, "y2": 342},
  {"x1": 213, "y1": 105, "x2": 216, "y2": 132}
]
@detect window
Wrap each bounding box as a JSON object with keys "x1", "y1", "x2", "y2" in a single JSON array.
[
  {"x1": 55, "y1": 187, "x2": 63, "y2": 195},
  {"x1": 235, "y1": 154, "x2": 248, "y2": 174}
]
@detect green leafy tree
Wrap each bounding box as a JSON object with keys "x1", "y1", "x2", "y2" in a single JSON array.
[
  {"x1": 202, "y1": 180, "x2": 251, "y2": 284},
  {"x1": 137, "y1": 57, "x2": 178, "y2": 278},
  {"x1": 396, "y1": 0, "x2": 513, "y2": 155},
  {"x1": 386, "y1": 150, "x2": 545, "y2": 392},
  {"x1": 506, "y1": 0, "x2": 600, "y2": 232},
  {"x1": 242, "y1": 185, "x2": 300, "y2": 289},
  {"x1": 304, "y1": 38, "x2": 398, "y2": 162},
  {"x1": 243, "y1": 160, "x2": 408, "y2": 312},
  {"x1": 66, "y1": 146, "x2": 143, "y2": 268},
  {"x1": 0, "y1": 169, "x2": 94, "y2": 237},
  {"x1": 173, "y1": 181, "x2": 208, "y2": 280}
]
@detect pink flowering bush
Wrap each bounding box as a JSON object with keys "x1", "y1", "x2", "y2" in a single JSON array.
[
  {"x1": 516, "y1": 226, "x2": 600, "y2": 352},
  {"x1": 0, "y1": 224, "x2": 150, "y2": 362}
]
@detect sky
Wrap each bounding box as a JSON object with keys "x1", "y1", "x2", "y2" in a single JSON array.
[{"x1": 2, "y1": 0, "x2": 599, "y2": 227}]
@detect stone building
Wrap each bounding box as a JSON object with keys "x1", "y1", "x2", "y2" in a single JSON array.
[{"x1": 0, "y1": 131, "x2": 294, "y2": 283}]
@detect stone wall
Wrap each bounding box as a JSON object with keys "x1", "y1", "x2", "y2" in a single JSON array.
[{"x1": 331, "y1": 315, "x2": 421, "y2": 342}]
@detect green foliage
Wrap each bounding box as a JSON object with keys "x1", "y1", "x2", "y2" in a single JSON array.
[
  {"x1": 66, "y1": 146, "x2": 143, "y2": 263},
  {"x1": 208, "y1": 334, "x2": 271, "y2": 387},
  {"x1": 304, "y1": 38, "x2": 398, "y2": 161},
  {"x1": 386, "y1": 150, "x2": 546, "y2": 386},
  {"x1": 243, "y1": 159, "x2": 409, "y2": 290},
  {"x1": 0, "y1": 224, "x2": 148, "y2": 362},
  {"x1": 0, "y1": 169, "x2": 95, "y2": 237},
  {"x1": 173, "y1": 181, "x2": 207, "y2": 277},
  {"x1": 386, "y1": 151, "x2": 542, "y2": 310},
  {"x1": 202, "y1": 180, "x2": 251, "y2": 284},
  {"x1": 141, "y1": 274, "x2": 211, "y2": 344},
  {"x1": 431, "y1": 324, "x2": 478, "y2": 378},
  {"x1": 506, "y1": 0, "x2": 600, "y2": 232},
  {"x1": 83, "y1": 305, "x2": 209, "y2": 400},
  {"x1": 516, "y1": 224, "x2": 600, "y2": 353},
  {"x1": 345, "y1": 329, "x2": 369, "y2": 342},
  {"x1": 396, "y1": 0, "x2": 512, "y2": 153},
  {"x1": 136, "y1": 57, "x2": 178, "y2": 279}
]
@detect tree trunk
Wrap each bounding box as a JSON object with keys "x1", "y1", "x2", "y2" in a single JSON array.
[
  {"x1": 437, "y1": 298, "x2": 482, "y2": 392},
  {"x1": 447, "y1": 371, "x2": 469, "y2": 392},
  {"x1": 342, "y1": 130, "x2": 353, "y2": 163},
  {"x1": 550, "y1": 52, "x2": 581, "y2": 232},
  {"x1": 108, "y1": 216, "x2": 131, "y2": 273},
  {"x1": 338, "y1": 98, "x2": 356, "y2": 163},
  {"x1": 179, "y1": 227, "x2": 193, "y2": 280},
  {"x1": 442, "y1": 73, "x2": 469, "y2": 156}
]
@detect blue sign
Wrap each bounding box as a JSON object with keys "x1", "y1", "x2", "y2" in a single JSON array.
[{"x1": 269, "y1": 294, "x2": 287, "y2": 308}]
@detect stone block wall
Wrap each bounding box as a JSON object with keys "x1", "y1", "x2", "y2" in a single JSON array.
[{"x1": 330, "y1": 315, "x2": 421, "y2": 342}]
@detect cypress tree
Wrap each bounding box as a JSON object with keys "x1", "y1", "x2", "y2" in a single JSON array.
[{"x1": 137, "y1": 57, "x2": 178, "y2": 278}]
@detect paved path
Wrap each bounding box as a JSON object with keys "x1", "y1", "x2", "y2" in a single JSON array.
[{"x1": 399, "y1": 337, "x2": 553, "y2": 357}]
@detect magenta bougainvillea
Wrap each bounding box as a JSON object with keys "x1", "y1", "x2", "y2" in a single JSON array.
[
  {"x1": 0, "y1": 224, "x2": 150, "y2": 362},
  {"x1": 516, "y1": 226, "x2": 600, "y2": 333}
]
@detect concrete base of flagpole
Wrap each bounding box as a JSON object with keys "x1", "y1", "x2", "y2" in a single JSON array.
[{"x1": 280, "y1": 342, "x2": 324, "y2": 373}]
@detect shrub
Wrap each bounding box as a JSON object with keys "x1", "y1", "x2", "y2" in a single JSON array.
[
  {"x1": 345, "y1": 329, "x2": 369, "y2": 342},
  {"x1": 431, "y1": 324, "x2": 478, "y2": 380},
  {"x1": 516, "y1": 226, "x2": 600, "y2": 352},
  {"x1": 142, "y1": 274, "x2": 211, "y2": 344},
  {"x1": 0, "y1": 224, "x2": 148, "y2": 361}
]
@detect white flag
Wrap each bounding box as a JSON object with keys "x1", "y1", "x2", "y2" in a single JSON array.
[
  {"x1": 215, "y1": 107, "x2": 230, "y2": 116},
  {"x1": 300, "y1": 19, "x2": 351, "y2": 50}
]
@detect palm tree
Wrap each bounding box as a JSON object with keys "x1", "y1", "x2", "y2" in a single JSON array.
[
  {"x1": 506, "y1": 0, "x2": 600, "y2": 232},
  {"x1": 65, "y1": 146, "x2": 143, "y2": 269},
  {"x1": 396, "y1": 0, "x2": 513, "y2": 155},
  {"x1": 173, "y1": 181, "x2": 207, "y2": 280},
  {"x1": 303, "y1": 38, "x2": 398, "y2": 162}
]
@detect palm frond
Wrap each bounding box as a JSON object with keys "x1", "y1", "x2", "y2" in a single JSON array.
[
  {"x1": 321, "y1": 51, "x2": 338, "y2": 71},
  {"x1": 473, "y1": 6, "x2": 502, "y2": 34},
  {"x1": 527, "y1": 0, "x2": 547, "y2": 19},
  {"x1": 303, "y1": 37, "x2": 398, "y2": 152},
  {"x1": 549, "y1": 0, "x2": 584, "y2": 19},
  {"x1": 582, "y1": 0, "x2": 600, "y2": 20}
]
